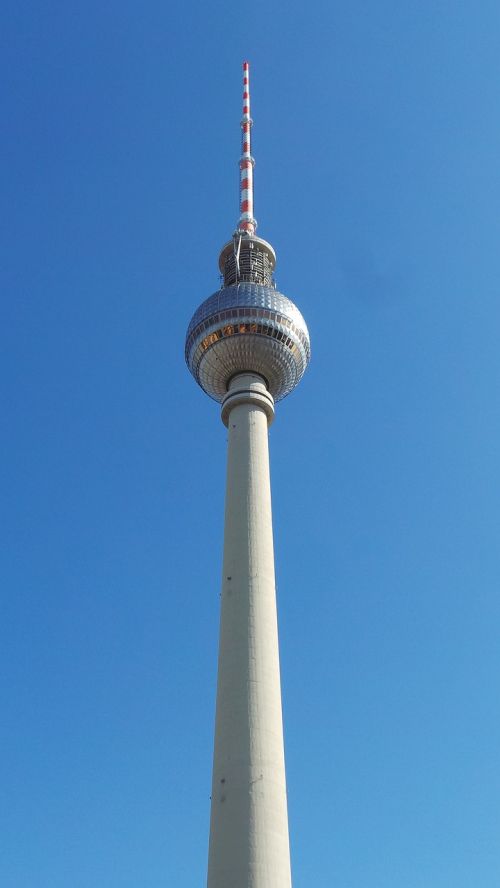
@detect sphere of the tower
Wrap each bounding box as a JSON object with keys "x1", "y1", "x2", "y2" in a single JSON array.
[{"x1": 185, "y1": 282, "x2": 311, "y2": 403}]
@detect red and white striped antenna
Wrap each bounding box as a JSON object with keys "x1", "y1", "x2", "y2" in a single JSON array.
[{"x1": 237, "y1": 61, "x2": 257, "y2": 235}]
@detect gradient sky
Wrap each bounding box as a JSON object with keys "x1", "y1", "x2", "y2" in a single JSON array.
[{"x1": 2, "y1": 2, "x2": 500, "y2": 886}]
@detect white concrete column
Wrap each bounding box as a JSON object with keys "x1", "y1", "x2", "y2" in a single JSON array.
[{"x1": 207, "y1": 373, "x2": 292, "y2": 888}]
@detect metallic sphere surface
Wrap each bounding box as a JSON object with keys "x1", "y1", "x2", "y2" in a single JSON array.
[{"x1": 185, "y1": 282, "x2": 310, "y2": 402}]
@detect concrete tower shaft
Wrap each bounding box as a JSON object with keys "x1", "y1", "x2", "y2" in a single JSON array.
[{"x1": 208, "y1": 374, "x2": 291, "y2": 888}]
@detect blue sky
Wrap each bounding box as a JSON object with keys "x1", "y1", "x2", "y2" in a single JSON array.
[{"x1": 2, "y1": 1, "x2": 500, "y2": 886}]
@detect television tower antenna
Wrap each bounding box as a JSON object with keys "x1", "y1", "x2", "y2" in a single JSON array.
[{"x1": 237, "y1": 60, "x2": 257, "y2": 236}]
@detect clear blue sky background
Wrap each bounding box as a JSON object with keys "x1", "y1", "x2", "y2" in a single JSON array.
[{"x1": 2, "y1": 1, "x2": 499, "y2": 886}]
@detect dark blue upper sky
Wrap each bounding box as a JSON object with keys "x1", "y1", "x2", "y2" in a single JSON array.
[{"x1": 2, "y1": 2, "x2": 500, "y2": 886}]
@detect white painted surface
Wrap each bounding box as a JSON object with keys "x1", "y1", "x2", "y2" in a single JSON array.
[{"x1": 207, "y1": 374, "x2": 292, "y2": 888}]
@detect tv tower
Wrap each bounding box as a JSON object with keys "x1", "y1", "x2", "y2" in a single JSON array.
[{"x1": 185, "y1": 62, "x2": 311, "y2": 888}]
